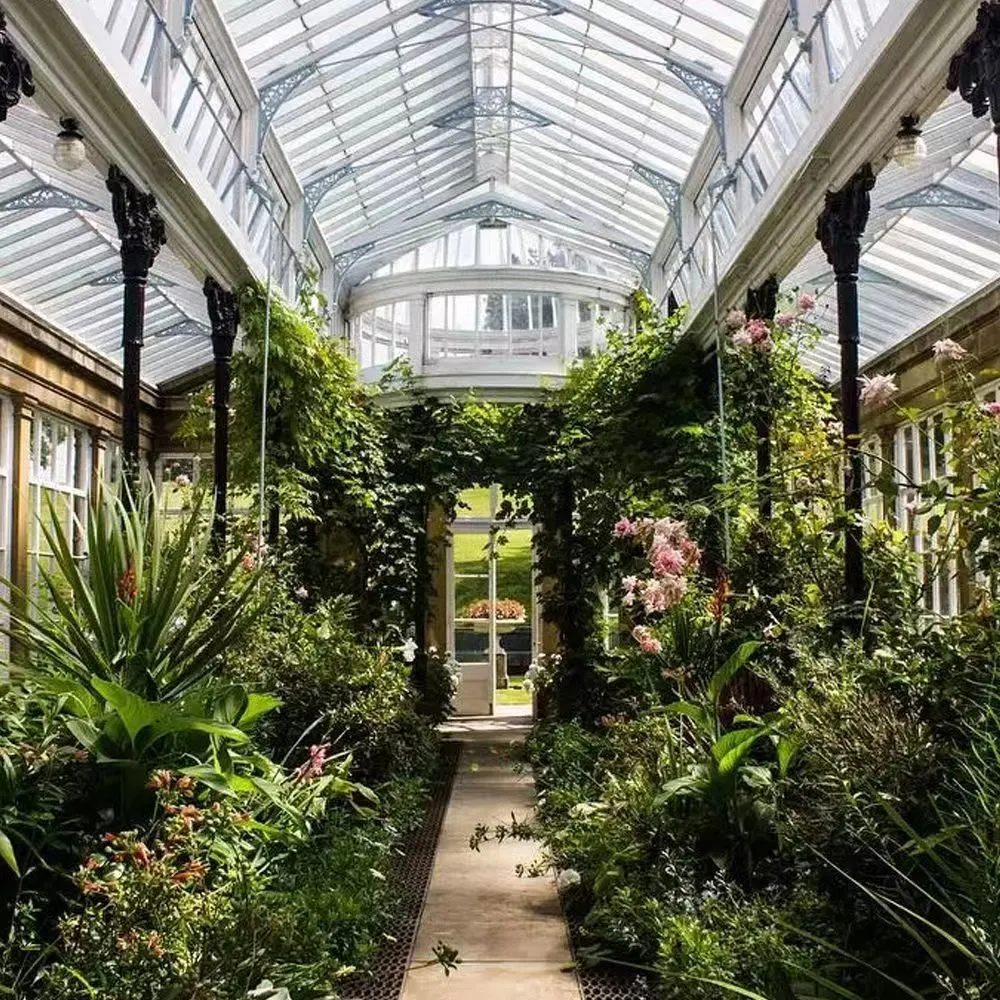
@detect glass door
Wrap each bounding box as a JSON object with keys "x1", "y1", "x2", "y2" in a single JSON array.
[{"x1": 450, "y1": 523, "x2": 496, "y2": 716}]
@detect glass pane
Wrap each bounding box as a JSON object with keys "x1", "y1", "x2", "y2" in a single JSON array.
[{"x1": 496, "y1": 527, "x2": 533, "y2": 679}]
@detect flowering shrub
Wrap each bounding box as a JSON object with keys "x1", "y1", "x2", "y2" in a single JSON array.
[
  {"x1": 460, "y1": 598, "x2": 527, "y2": 620},
  {"x1": 615, "y1": 517, "x2": 701, "y2": 621},
  {"x1": 859, "y1": 372, "x2": 898, "y2": 407}
]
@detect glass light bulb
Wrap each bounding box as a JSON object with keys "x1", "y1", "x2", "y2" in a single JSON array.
[
  {"x1": 53, "y1": 121, "x2": 86, "y2": 172},
  {"x1": 893, "y1": 132, "x2": 928, "y2": 169}
]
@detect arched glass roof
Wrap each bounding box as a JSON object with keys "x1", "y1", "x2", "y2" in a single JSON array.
[
  {"x1": 218, "y1": 0, "x2": 765, "y2": 285},
  {"x1": 363, "y1": 221, "x2": 638, "y2": 284}
]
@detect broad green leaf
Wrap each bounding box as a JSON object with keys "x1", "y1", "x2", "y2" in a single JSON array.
[
  {"x1": 708, "y1": 641, "x2": 762, "y2": 705},
  {"x1": 90, "y1": 677, "x2": 163, "y2": 746},
  {"x1": 0, "y1": 829, "x2": 19, "y2": 876}
]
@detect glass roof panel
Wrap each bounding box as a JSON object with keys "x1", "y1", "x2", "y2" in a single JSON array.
[
  {"x1": 0, "y1": 99, "x2": 214, "y2": 387},
  {"x1": 786, "y1": 93, "x2": 1000, "y2": 373},
  {"x1": 219, "y1": 0, "x2": 765, "y2": 273}
]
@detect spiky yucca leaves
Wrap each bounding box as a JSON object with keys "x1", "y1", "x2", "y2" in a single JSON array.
[{"x1": 3, "y1": 485, "x2": 263, "y2": 795}]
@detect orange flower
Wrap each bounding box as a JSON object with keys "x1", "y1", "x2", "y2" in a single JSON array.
[
  {"x1": 132, "y1": 842, "x2": 153, "y2": 868},
  {"x1": 171, "y1": 859, "x2": 209, "y2": 884},
  {"x1": 146, "y1": 931, "x2": 166, "y2": 958}
]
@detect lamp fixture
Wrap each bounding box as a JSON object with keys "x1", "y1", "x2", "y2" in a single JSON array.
[
  {"x1": 892, "y1": 115, "x2": 927, "y2": 169},
  {"x1": 53, "y1": 117, "x2": 86, "y2": 171}
]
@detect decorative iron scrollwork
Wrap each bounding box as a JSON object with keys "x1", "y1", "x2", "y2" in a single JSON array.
[
  {"x1": 949, "y1": 2, "x2": 1000, "y2": 131},
  {"x1": 817, "y1": 164, "x2": 876, "y2": 277},
  {"x1": 106, "y1": 166, "x2": 166, "y2": 274},
  {"x1": 745, "y1": 275, "x2": 779, "y2": 321},
  {"x1": 204, "y1": 276, "x2": 239, "y2": 356},
  {"x1": 0, "y1": 10, "x2": 34, "y2": 123}
]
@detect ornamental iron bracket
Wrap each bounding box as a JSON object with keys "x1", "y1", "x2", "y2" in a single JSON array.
[
  {"x1": 816, "y1": 163, "x2": 876, "y2": 276},
  {"x1": 0, "y1": 9, "x2": 34, "y2": 123},
  {"x1": 90, "y1": 269, "x2": 175, "y2": 288},
  {"x1": 883, "y1": 182, "x2": 995, "y2": 212},
  {"x1": 106, "y1": 165, "x2": 166, "y2": 274},
  {"x1": 0, "y1": 184, "x2": 102, "y2": 213},
  {"x1": 445, "y1": 199, "x2": 539, "y2": 222},
  {"x1": 151, "y1": 319, "x2": 210, "y2": 338},
  {"x1": 258, "y1": 63, "x2": 320, "y2": 149},
  {"x1": 808, "y1": 265, "x2": 897, "y2": 288},
  {"x1": 434, "y1": 87, "x2": 551, "y2": 128},
  {"x1": 632, "y1": 162, "x2": 682, "y2": 238},
  {"x1": 334, "y1": 242, "x2": 376, "y2": 277},
  {"x1": 664, "y1": 56, "x2": 726, "y2": 155},
  {"x1": 303, "y1": 165, "x2": 354, "y2": 228},
  {"x1": 610, "y1": 241, "x2": 652, "y2": 286}
]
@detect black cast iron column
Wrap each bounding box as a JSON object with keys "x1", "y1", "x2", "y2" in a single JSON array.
[
  {"x1": 107, "y1": 166, "x2": 166, "y2": 498},
  {"x1": 817, "y1": 164, "x2": 876, "y2": 613},
  {"x1": 0, "y1": 10, "x2": 35, "y2": 122},
  {"x1": 949, "y1": 2, "x2": 1000, "y2": 215},
  {"x1": 204, "y1": 277, "x2": 239, "y2": 549},
  {"x1": 745, "y1": 275, "x2": 779, "y2": 520}
]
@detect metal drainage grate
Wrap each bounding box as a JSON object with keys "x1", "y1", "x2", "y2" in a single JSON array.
[
  {"x1": 567, "y1": 916, "x2": 663, "y2": 1000},
  {"x1": 338, "y1": 741, "x2": 460, "y2": 1000}
]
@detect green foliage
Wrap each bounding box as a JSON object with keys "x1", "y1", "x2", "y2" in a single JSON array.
[
  {"x1": 4, "y1": 487, "x2": 266, "y2": 819},
  {"x1": 491, "y1": 290, "x2": 718, "y2": 720}
]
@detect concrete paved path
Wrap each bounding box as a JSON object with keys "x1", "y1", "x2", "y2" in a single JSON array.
[{"x1": 402, "y1": 719, "x2": 582, "y2": 999}]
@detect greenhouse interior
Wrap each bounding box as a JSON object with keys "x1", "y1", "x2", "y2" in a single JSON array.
[{"x1": 6, "y1": 0, "x2": 1000, "y2": 997}]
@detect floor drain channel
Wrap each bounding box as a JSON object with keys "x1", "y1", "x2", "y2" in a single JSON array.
[
  {"x1": 338, "y1": 741, "x2": 460, "y2": 1000},
  {"x1": 567, "y1": 917, "x2": 663, "y2": 1000}
]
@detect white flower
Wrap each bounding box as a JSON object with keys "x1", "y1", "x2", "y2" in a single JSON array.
[
  {"x1": 400, "y1": 638, "x2": 418, "y2": 664},
  {"x1": 248, "y1": 982, "x2": 291, "y2": 1000},
  {"x1": 174, "y1": 473, "x2": 191, "y2": 488},
  {"x1": 932, "y1": 338, "x2": 969, "y2": 363},
  {"x1": 294, "y1": 586, "x2": 308, "y2": 600},
  {"x1": 555, "y1": 869, "x2": 582, "y2": 893},
  {"x1": 522, "y1": 678, "x2": 534, "y2": 693},
  {"x1": 859, "y1": 373, "x2": 898, "y2": 407},
  {"x1": 725, "y1": 309, "x2": 746, "y2": 330}
]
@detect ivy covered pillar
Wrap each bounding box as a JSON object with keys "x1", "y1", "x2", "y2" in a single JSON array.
[
  {"x1": 817, "y1": 164, "x2": 876, "y2": 613},
  {"x1": 204, "y1": 277, "x2": 239, "y2": 550},
  {"x1": 106, "y1": 166, "x2": 166, "y2": 498},
  {"x1": 745, "y1": 275, "x2": 779, "y2": 520}
]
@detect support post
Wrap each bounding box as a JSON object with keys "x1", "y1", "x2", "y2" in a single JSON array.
[
  {"x1": 0, "y1": 10, "x2": 34, "y2": 123},
  {"x1": 205, "y1": 277, "x2": 239, "y2": 550},
  {"x1": 9, "y1": 395, "x2": 32, "y2": 664},
  {"x1": 107, "y1": 167, "x2": 166, "y2": 500},
  {"x1": 745, "y1": 276, "x2": 780, "y2": 520},
  {"x1": 817, "y1": 164, "x2": 876, "y2": 615}
]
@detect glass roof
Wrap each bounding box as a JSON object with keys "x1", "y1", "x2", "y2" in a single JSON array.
[
  {"x1": 786, "y1": 93, "x2": 1000, "y2": 376},
  {"x1": 364, "y1": 221, "x2": 638, "y2": 284},
  {"x1": 0, "y1": 99, "x2": 214, "y2": 386},
  {"x1": 219, "y1": 0, "x2": 765, "y2": 282}
]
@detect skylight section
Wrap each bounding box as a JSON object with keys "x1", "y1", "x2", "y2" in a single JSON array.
[{"x1": 218, "y1": 0, "x2": 765, "y2": 280}]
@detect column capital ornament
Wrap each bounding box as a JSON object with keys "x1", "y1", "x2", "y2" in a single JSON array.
[
  {"x1": 106, "y1": 166, "x2": 166, "y2": 275},
  {"x1": 204, "y1": 276, "x2": 239, "y2": 357},
  {"x1": 949, "y1": 1, "x2": 1000, "y2": 133},
  {"x1": 0, "y1": 10, "x2": 34, "y2": 123},
  {"x1": 744, "y1": 274, "x2": 779, "y2": 321},
  {"x1": 817, "y1": 164, "x2": 876, "y2": 277}
]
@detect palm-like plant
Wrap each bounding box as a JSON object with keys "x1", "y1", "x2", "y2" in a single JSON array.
[{"x1": 5, "y1": 484, "x2": 262, "y2": 796}]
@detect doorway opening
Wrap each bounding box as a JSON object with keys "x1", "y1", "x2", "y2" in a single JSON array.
[{"x1": 448, "y1": 485, "x2": 538, "y2": 717}]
